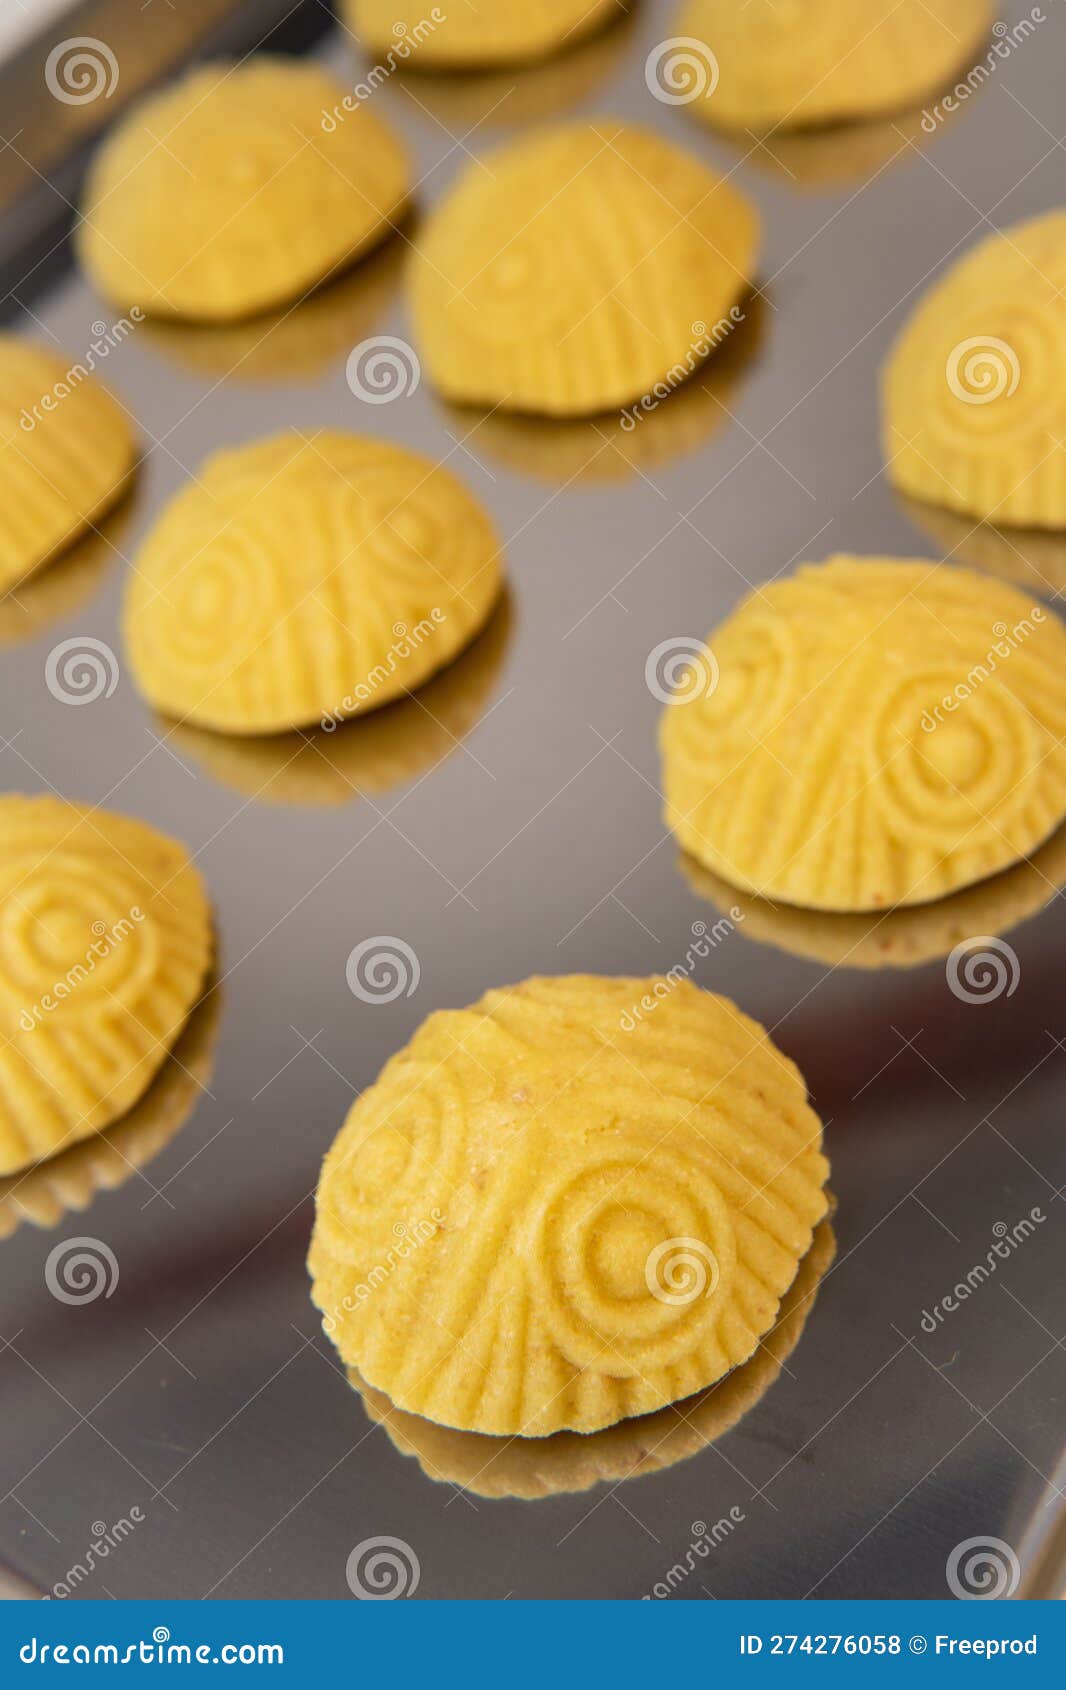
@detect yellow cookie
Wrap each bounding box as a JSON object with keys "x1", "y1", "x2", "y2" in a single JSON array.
[
  {"x1": 124, "y1": 431, "x2": 504, "y2": 735},
  {"x1": 309, "y1": 974, "x2": 829, "y2": 1437},
  {"x1": 0, "y1": 797, "x2": 212, "y2": 1176},
  {"x1": 78, "y1": 58, "x2": 410, "y2": 322},
  {"x1": 0, "y1": 336, "x2": 135, "y2": 592},
  {"x1": 671, "y1": 0, "x2": 992, "y2": 133},
  {"x1": 660, "y1": 557, "x2": 1066, "y2": 912},
  {"x1": 410, "y1": 121, "x2": 759, "y2": 416},
  {"x1": 344, "y1": 1, "x2": 620, "y2": 67},
  {"x1": 884, "y1": 212, "x2": 1066, "y2": 527}
]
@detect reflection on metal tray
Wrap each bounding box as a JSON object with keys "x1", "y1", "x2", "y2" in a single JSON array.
[{"x1": 1, "y1": 0, "x2": 1064, "y2": 1601}]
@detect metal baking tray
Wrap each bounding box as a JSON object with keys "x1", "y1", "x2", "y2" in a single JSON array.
[{"x1": 1, "y1": 0, "x2": 1064, "y2": 1601}]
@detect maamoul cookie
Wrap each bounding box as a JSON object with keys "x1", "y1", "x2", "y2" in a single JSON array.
[
  {"x1": 660, "y1": 557, "x2": 1066, "y2": 911},
  {"x1": 410, "y1": 121, "x2": 759, "y2": 416},
  {"x1": 351, "y1": 1216, "x2": 836, "y2": 1499},
  {"x1": 0, "y1": 797, "x2": 212, "y2": 1176},
  {"x1": 0, "y1": 336, "x2": 135, "y2": 592},
  {"x1": 884, "y1": 212, "x2": 1066, "y2": 527},
  {"x1": 309, "y1": 974, "x2": 829, "y2": 1437},
  {"x1": 344, "y1": 1, "x2": 620, "y2": 67},
  {"x1": 671, "y1": 0, "x2": 991, "y2": 133},
  {"x1": 78, "y1": 58, "x2": 410, "y2": 322},
  {"x1": 124, "y1": 431, "x2": 503, "y2": 735}
]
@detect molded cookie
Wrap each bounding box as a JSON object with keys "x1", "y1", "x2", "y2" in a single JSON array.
[
  {"x1": 309, "y1": 974, "x2": 829, "y2": 1437},
  {"x1": 673, "y1": 0, "x2": 991, "y2": 133},
  {"x1": 410, "y1": 121, "x2": 759, "y2": 416},
  {"x1": 344, "y1": 1, "x2": 620, "y2": 67},
  {"x1": 884, "y1": 212, "x2": 1066, "y2": 527},
  {"x1": 78, "y1": 58, "x2": 410, "y2": 322},
  {"x1": 660, "y1": 557, "x2": 1066, "y2": 911},
  {"x1": 124, "y1": 431, "x2": 504, "y2": 735},
  {"x1": 0, "y1": 336, "x2": 135, "y2": 592},
  {"x1": 0, "y1": 797, "x2": 212, "y2": 1175}
]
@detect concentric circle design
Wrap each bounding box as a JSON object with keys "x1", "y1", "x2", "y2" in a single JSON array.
[
  {"x1": 309, "y1": 974, "x2": 829, "y2": 1436},
  {"x1": 660, "y1": 557, "x2": 1066, "y2": 911}
]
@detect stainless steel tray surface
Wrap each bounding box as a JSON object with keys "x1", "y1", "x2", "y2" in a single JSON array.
[{"x1": 1, "y1": 0, "x2": 1064, "y2": 1602}]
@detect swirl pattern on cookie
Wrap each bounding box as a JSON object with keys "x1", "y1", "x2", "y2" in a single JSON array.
[
  {"x1": 345, "y1": 0, "x2": 619, "y2": 66},
  {"x1": 410, "y1": 121, "x2": 759, "y2": 416},
  {"x1": 660, "y1": 557, "x2": 1066, "y2": 911},
  {"x1": 308, "y1": 974, "x2": 829, "y2": 1436},
  {"x1": 77, "y1": 58, "x2": 410, "y2": 322},
  {"x1": 0, "y1": 337, "x2": 135, "y2": 593},
  {"x1": 0, "y1": 797, "x2": 212, "y2": 1175},
  {"x1": 673, "y1": 0, "x2": 991, "y2": 133},
  {"x1": 124, "y1": 431, "x2": 504, "y2": 734},
  {"x1": 884, "y1": 212, "x2": 1066, "y2": 526}
]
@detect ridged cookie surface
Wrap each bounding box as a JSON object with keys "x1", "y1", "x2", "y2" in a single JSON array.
[
  {"x1": 0, "y1": 797, "x2": 212, "y2": 1175},
  {"x1": 884, "y1": 212, "x2": 1066, "y2": 527},
  {"x1": 660, "y1": 558, "x2": 1066, "y2": 911},
  {"x1": 410, "y1": 121, "x2": 759, "y2": 415},
  {"x1": 0, "y1": 336, "x2": 135, "y2": 592},
  {"x1": 673, "y1": 0, "x2": 991, "y2": 133},
  {"x1": 78, "y1": 58, "x2": 410, "y2": 322},
  {"x1": 309, "y1": 975, "x2": 829, "y2": 1436},
  {"x1": 124, "y1": 431, "x2": 503, "y2": 734},
  {"x1": 345, "y1": 0, "x2": 618, "y2": 65}
]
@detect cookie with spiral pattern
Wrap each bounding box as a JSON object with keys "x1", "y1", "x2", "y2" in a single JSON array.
[
  {"x1": 660, "y1": 557, "x2": 1066, "y2": 911},
  {"x1": 0, "y1": 797, "x2": 212, "y2": 1176},
  {"x1": 308, "y1": 974, "x2": 829, "y2": 1436},
  {"x1": 884, "y1": 212, "x2": 1066, "y2": 527},
  {"x1": 345, "y1": 0, "x2": 619, "y2": 66},
  {"x1": 124, "y1": 431, "x2": 504, "y2": 734},
  {"x1": 410, "y1": 121, "x2": 759, "y2": 416},
  {"x1": 0, "y1": 336, "x2": 135, "y2": 593},
  {"x1": 672, "y1": 0, "x2": 991, "y2": 133},
  {"x1": 77, "y1": 58, "x2": 410, "y2": 322}
]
